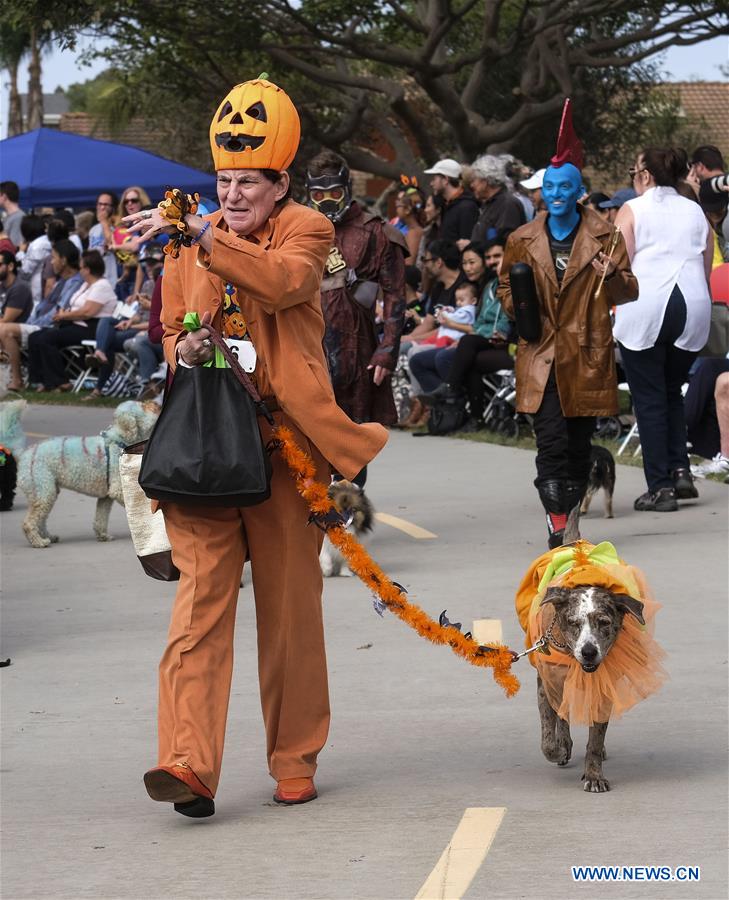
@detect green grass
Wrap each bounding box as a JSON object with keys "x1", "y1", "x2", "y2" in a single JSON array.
[{"x1": 10, "y1": 389, "x2": 120, "y2": 408}]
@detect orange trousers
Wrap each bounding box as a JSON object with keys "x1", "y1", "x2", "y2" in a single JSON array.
[{"x1": 158, "y1": 414, "x2": 330, "y2": 796}]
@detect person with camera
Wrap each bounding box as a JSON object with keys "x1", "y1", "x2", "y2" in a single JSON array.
[{"x1": 126, "y1": 76, "x2": 387, "y2": 818}]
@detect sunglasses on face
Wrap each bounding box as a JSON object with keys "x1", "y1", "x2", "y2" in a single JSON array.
[
  {"x1": 97, "y1": 202, "x2": 113, "y2": 207},
  {"x1": 125, "y1": 196, "x2": 141, "y2": 204},
  {"x1": 629, "y1": 167, "x2": 646, "y2": 179}
]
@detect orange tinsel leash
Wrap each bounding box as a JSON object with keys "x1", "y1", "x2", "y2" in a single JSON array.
[{"x1": 272, "y1": 425, "x2": 520, "y2": 698}]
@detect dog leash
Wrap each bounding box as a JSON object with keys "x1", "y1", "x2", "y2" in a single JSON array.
[{"x1": 184, "y1": 318, "x2": 526, "y2": 698}]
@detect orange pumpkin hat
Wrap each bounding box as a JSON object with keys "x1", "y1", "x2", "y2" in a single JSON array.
[{"x1": 209, "y1": 74, "x2": 301, "y2": 171}]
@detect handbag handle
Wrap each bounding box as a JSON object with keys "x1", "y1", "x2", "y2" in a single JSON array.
[{"x1": 191, "y1": 321, "x2": 275, "y2": 425}]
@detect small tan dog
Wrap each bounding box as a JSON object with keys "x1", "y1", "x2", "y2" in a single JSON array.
[{"x1": 319, "y1": 480, "x2": 375, "y2": 577}]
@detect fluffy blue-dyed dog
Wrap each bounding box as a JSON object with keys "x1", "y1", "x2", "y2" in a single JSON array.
[
  {"x1": 0, "y1": 399, "x2": 27, "y2": 512},
  {"x1": 16, "y1": 400, "x2": 159, "y2": 548}
]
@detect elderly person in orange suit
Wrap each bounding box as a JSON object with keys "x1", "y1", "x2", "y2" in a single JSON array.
[{"x1": 127, "y1": 77, "x2": 387, "y2": 818}]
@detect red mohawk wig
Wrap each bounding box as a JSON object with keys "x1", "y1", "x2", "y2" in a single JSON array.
[{"x1": 550, "y1": 99, "x2": 584, "y2": 171}]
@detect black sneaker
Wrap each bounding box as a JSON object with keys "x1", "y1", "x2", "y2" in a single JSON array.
[
  {"x1": 634, "y1": 487, "x2": 678, "y2": 512},
  {"x1": 672, "y1": 467, "x2": 699, "y2": 500}
]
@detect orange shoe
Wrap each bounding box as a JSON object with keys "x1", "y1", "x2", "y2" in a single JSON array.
[
  {"x1": 143, "y1": 764, "x2": 215, "y2": 817},
  {"x1": 273, "y1": 777, "x2": 318, "y2": 805}
]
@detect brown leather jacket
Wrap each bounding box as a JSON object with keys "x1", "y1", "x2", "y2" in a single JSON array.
[
  {"x1": 161, "y1": 200, "x2": 387, "y2": 480},
  {"x1": 497, "y1": 207, "x2": 638, "y2": 417}
]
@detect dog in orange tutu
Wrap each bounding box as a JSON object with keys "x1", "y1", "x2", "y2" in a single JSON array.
[{"x1": 515, "y1": 520, "x2": 666, "y2": 792}]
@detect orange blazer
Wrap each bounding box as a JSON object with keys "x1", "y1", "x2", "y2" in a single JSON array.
[{"x1": 161, "y1": 200, "x2": 387, "y2": 480}]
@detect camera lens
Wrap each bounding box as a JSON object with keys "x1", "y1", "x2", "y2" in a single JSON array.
[{"x1": 708, "y1": 173, "x2": 729, "y2": 193}]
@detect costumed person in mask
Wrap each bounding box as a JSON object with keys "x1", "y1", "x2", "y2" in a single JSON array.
[
  {"x1": 306, "y1": 150, "x2": 407, "y2": 487},
  {"x1": 497, "y1": 101, "x2": 638, "y2": 548},
  {"x1": 126, "y1": 76, "x2": 387, "y2": 818}
]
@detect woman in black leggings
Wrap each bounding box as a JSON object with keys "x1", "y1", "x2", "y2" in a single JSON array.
[{"x1": 422, "y1": 240, "x2": 514, "y2": 429}]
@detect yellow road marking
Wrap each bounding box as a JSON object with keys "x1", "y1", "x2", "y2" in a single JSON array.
[
  {"x1": 471, "y1": 619, "x2": 503, "y2": 645},
  {"x1": 375, "y1": 512, "x2": 437, "y2": 540},
  {"x1": 415, "y1": 807, "x2": 506, "y2": 900},
  {"x1": 25, "y1": 432, "x2": 51, "y2": 439}
]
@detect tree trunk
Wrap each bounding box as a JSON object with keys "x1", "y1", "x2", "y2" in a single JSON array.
[
  {"x1": 7, "y1": 60, "x2": 23, "y2": 135},
  {"x1": 26, "y1": 26, "x2": 43, "y2": 131}
]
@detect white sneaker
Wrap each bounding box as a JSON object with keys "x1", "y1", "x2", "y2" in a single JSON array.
[{"x1": 691, "y1": 453, "x2": 729, "y2": 478}]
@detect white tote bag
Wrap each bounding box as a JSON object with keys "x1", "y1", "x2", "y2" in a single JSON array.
[{"x1": 119, "y1": 443, "x2": 179, "y2": 580}]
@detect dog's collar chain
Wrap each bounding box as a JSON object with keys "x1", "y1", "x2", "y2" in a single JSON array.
[{"x1": 544, "y1": 618, "x2": 568, "y2": 651}]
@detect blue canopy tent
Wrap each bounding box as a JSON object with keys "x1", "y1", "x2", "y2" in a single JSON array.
[{"x1": 0, "y1": 128, "x2": 217, "y2": 208}]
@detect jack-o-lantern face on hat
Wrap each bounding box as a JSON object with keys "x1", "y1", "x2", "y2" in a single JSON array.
[{"x1": 210, "y1": 76, "x2": 301, "y2": 171}]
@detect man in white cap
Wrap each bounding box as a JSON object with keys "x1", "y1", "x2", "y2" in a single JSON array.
[
  {"x1": 520, "y1": 168, "x2": 546, "y2": 215},
  {"x1": 423, "y1": 158, "x2": 479, "y2": 245}
]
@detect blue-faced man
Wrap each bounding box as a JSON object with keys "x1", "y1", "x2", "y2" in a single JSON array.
[{"x1": 497, "y1": 123, "x2": 638, "y2": 548}]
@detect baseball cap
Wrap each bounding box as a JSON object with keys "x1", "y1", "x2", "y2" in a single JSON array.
[
  {"x1": 599, "y1": 188, "x2": 636, "y2": 210},
  {"x1": 520, "y1": 168, "x2": 546, "y2": 190},
  {"x1": 423, "y1": 158, "x2": 462, "y2": 179}
]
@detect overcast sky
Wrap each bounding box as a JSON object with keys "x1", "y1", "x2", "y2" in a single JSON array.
[{"x1": 18, "y1": 33, "x2": 729, "y2": 93}]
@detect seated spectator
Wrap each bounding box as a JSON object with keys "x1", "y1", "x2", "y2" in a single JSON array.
[
  {"x1": 87, "y1": 191, "x2": 120, "y2": 287},
  {"x1": 407, "y1": 281, "x2": 478, "y2": 402},
  {"x1": 84, "y1": 242, "x2": 165, "y2": 398},
  {"x1": 421, "y1": 240, "x2": 514, "y2": 430},
  {"x1": 685, "y1": 358, "x2": 729, "y2": 476},
  {"x1": 27, "y1": 249, "x2": 117, "y2": 392},
  {"x1": 402, "y1": 265, "x2": 425, "y2": 336},
  {"x1": 113, "y1": 186, "x2": 153, "y2": 301},
  {"x1": 419, "y1": 281, "x2": 478, "y2": 347},
  {"x1": 17, "y1": 215, "x2": 49, "y2": 303},
  {"x1": 0, "y1": 181, "x2": 24, "y2": 250},
  {"x1": 40, "y1": 218, "x2": 71, "y2": 298},
  {"x1": 469, "y1": 155, "x2": 526, "y2": 247},
  {"x1": 0, "y1": 251, "x2": 33, "y2": 326},
  {"x1": 0, "y1": 241, "x2": 82, "y2": 390}
]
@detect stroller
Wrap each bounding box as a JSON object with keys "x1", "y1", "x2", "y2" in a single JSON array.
[{"x1": 481, "y1": 370, "x2": 531, "y2": 438}]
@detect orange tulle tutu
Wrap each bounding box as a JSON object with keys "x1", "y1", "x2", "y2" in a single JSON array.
[{"x1": 515, "y1": 541, "x2": 667, "y2": 725}]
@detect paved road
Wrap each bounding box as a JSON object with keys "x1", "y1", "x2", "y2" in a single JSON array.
[{"x1": 2, "y1": 404, "x2": 727, "y2": 899}]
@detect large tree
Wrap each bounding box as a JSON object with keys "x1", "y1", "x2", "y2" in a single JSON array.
[{"x1": 3, "y1": 1, "x2": 728, "y2": 174}]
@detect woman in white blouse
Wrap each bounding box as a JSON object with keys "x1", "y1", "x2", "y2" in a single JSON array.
[
  {"x1": 27, "y1": 249, "x2": 117, "y2": 392},
  {"x1": 615, "y1": 147, "x2": 713, "y2": 511}
]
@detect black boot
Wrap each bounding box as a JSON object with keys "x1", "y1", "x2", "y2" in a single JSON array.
[
  {"x1": 537, "y1": 479, "x2": 568, "y2": 549},
  {"x1": 565, "y1": 480, "x2": 587, "y2": 515}
]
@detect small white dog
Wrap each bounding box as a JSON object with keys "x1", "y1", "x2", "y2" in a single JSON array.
[
  {"x1": 17, "y1": 400, "x2": 159, "y2": 548},
  {"x1": 319, "y1": 481, "x2": 375, "y2": 577}
]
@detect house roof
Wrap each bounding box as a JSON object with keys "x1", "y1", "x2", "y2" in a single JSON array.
[
  {"x1": 655, "y1": 81, "x2": 729, "y2": 156},
  {"x1": 19, "y1": 93, "x2": 70, "y2": 117}
]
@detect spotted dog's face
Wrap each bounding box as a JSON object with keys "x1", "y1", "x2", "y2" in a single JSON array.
[{"x1": 541, "y1": 586, "x2": 645, "y2": 673}]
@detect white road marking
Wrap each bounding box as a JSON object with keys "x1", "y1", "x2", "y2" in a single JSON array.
[
  {"x1": 375, "y1": 512, "x2": 437, "y2": 540},
  {"x1": 415, "y1": 807, "x2": 506, "y2": 900}
]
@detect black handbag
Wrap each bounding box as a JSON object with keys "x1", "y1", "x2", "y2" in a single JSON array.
[
  {"x1": 138, "y1": 325, "x2": 274, "y2": 507},
  {"x1": 510, "y1": 262, "x2": 542, "y2": 342}
]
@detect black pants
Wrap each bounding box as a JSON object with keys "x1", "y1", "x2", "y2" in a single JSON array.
[
  {"x1": 27, "y1": 321, "x2": 99, "y2": 389},
  {"x1": 532, "y1": 367, "x2": 595, "y2": 486},
  {"x1": 619, "y1": 285, "x2": 696, "y2": 492},
  {"x1": 448, "y1": 334, "x2": 514, "y2": 419}
]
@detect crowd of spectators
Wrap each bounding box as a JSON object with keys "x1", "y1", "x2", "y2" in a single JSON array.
[
  {"x1": 1, "y1": 141, "x2": 727, "y2": 480},
  {"x1": 0, "y1": 180, "x2": 170, "y2": 398}
]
